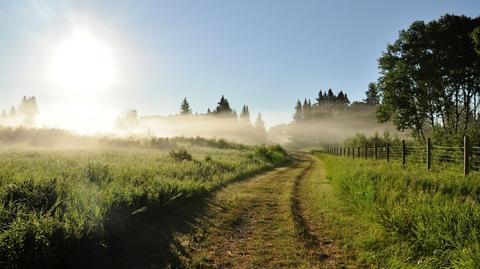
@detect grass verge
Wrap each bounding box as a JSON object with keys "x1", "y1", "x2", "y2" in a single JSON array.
[{"x1": 312, "y1": 152, "x2": 480, "y2": 268}]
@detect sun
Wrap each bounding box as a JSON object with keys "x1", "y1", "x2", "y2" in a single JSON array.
[{"x1": 49, "y1": 29, "x2": 116, "y2": 93}]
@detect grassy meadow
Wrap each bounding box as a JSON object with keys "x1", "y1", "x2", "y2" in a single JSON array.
[
  {"x1": 0, "y1": 131, "x2": 288, "y2": 268},
  {"x1": 313, "y1": 152, "x2": 480, "y2": 268}
]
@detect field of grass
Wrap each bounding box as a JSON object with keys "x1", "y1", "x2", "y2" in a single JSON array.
[
  {"x1": 312, "y1": 152, "x2": 480, "y2": 268},
  {"x1": 0, "y1": 134, "x2": 287, "y2": 269}
]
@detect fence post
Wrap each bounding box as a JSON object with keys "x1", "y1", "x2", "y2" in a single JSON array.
[
  {"x1": 374, "y1": 143, "x2": 378, "y2": 159},
  {"x1": 348, "y1": 147, "x2": 350, "y2": 157},
  {"x1": 364, "y1": 145, "x2": 368, "y2": 159},
  {"x1": 352, "y1": 147, "x2": 355, "y2": 158},
  {"x1": 464, "y1": 136, "x2": 470, "y2": 177},
  {"x1": 427, "y1": 138, "x2": 432, "y2": 170},
  {"x1": 402, "y1": 140, "x2": 406, "y2": 166},
  {"x1": 386, "y1": 143, "x2": 390, "y2": 162},
  {"x1": 357, "y1": 147, "x2": 360, "y2": 158}
]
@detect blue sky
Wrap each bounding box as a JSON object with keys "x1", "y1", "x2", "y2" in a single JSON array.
[{"x1": 0, "y1": 0, "x2": 479, "y2": 128}]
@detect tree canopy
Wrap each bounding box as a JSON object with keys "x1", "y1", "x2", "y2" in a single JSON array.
[{"x1": 377, "y1": 14, "x2": 480, "y2": 141}]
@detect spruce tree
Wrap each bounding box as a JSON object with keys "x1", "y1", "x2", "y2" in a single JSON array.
[
  {"x1": 293, "y1": 99, "x2": 303, "y2": 122},
  {"x1": 255, "y1": 113, "x2": 267, "y2": 142},
  {"x1": 180, "y1": 97, "x2": 192, "y2": 115},
  {"x1": 240, "y1": 105, "x2": 250, "y2": 123},
  {"x1": 364, "y1": 82, "x2": 379, "y2": 105},
  {"x1": 214, "y1": 95, "x2": 233, "y2": 114}
]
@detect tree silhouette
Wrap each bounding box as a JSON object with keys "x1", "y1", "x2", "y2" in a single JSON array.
[
  {"x1": 240, "y1": 105, "x2": 250, "y2": 123},
  {"x1": 364, "y1": 83, "x2": 379, "y2": 105},
  {"x1": 180, "y1": 97, "x2": 192, "y2": 115},
  {"x1": 214, "y1": 95, "x2": 233, "y2": 114},
  {"x1": 255, "y1": 113, "x2": 267, "y2": 142},
  {"x1": 293, "y1": 99, "x2": 303, "y2": 122}
]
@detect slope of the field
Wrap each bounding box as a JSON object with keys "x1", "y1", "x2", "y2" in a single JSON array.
[{"x1": 0, "y1": 137, "x2": 287, "y2": 269}]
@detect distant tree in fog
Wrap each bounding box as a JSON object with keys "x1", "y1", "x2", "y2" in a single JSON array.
[
  {"x1": 214, "y1": 95, "x2": 233, "y2": 114},
  {"x1": 19, "y1": 96, "x2": 39, "y2": 125},
  {"x1": 240, "y1": 105, "x2": 251, "y2": 124},
  {"x1": 293, "y1": 99, "x2": 303, "y2": 122},
  {"x1": 364, "y1": 83, "x2": 379, "y2": 105},
  {"x1": 255, "y1": 113, "x2": 267, "y2": 142},
  {"x1": 9, "y1": 106, "x2": 16, "y2": 116},
  {"x1": 180, "y1": 97, "x2": 192, "y2": 115}
]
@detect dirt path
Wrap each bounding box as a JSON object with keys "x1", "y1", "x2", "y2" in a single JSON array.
[{"x1": 172, "y1": 153, "x2": 346, "y2": 268}]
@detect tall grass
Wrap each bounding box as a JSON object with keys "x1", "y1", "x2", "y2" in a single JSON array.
[
  {"x1": 0, "y1": 137, "x2": 287, "y2": 268},
  {"x1": 317, "y1": 153, "x2": 480, "y2": 268}
]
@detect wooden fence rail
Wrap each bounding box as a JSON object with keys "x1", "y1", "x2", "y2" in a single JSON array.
[{"x1": 325, "y1": 136, "x2": 476, "y2": 177}]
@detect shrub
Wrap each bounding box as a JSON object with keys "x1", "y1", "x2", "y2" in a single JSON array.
[{"x1": 169, "y1": 149, "x2": 193, "y2": 161}]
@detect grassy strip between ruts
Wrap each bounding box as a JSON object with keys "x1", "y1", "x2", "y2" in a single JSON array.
[
  {"x1": 312, "y1": 152, "x2": 480, "y2": 268},
  {"x1": 0, "y1": 139, "x2": 288, "y2": 269}
]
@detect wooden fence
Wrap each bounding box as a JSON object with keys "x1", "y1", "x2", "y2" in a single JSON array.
[{"x1": 325, "y1": 136, "x2": 480, "y2": 177}]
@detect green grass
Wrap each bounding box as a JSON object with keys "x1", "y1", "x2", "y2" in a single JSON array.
[
  {"x1": 313, "y1": 152, "x2": 480, "y2": 268},
  {"x1": 0, "y1": 137, "x2": 287, "y2": 269}
]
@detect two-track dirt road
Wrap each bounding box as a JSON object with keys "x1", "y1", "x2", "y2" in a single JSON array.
[{"x1": 171, "y1": 153, "x2": 349, "y2": 268}]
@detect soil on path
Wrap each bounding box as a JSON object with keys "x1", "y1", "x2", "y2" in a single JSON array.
[{"x1": 171, "y1": 153, "x2": 348, "y2": 268}]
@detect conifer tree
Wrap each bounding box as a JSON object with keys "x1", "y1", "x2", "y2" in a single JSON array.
[
  {"x1": 214, "y1": 95, "x2": 233, "y2": 114},
  {"x1": 240, "y1": 105, "x2": 250, "y2": 123},
  {"x1": 9, "y1": 106, "x2": 16, "y2": 116},
  {"x1": 293, "y1": 99, "x2": 303, "y2": 122},
  {"x1": 180, "y1": 97, "x2": 192, "y2": 115},
  {"x1": 255, "y1": 113, "x2": 267, "y2": 142},
  {"x1": 364, "y1": 82, "x2": 379, "y2": 105}
]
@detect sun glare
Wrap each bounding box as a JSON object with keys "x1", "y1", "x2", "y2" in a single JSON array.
[{"x1": 49, "y1": 29, "x2": 116, "y2": 93}]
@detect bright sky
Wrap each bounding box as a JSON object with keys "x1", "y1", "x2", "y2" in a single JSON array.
[{"x1": 0, "y1": 0, "x2": 479, "y2": 130}]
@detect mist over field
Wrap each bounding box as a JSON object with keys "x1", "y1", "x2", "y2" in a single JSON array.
[{"x1": 0, "y1": 1, "x2": 479, "y2": 268}]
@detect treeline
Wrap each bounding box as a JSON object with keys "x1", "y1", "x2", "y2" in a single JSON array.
[
  {"x1": 0, "y1": 96, "x2": 39, "y2": 126},
  {"x1": 276, "y1": 85, "x2": 392, "y2": 147},
  {"x1": 116, "y1": 95, "x2": 268, "y2": 144},
  {"x1": 374, "y1": 14, "x2": 480, "y2": 145}
]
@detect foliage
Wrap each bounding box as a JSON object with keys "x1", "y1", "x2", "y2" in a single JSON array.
[
  {"x1": 213, "y1": 95, "x2": 233, "y2": 115},
  {"x1": 169, "y1": 148, "x2": 193, "y2": 161},
  {"x1": 377, "y1": 14, "x2": 480, "y2": 141},
  {"x1": 472, "y1": 27, "x2": 480, "y2": 55},
  {"x1": 239, "y1": 105, "x2": 250, "y2": 124},
  {"x1": 364, "y1": 82, "x2": 379, "y2": 105},
  {"x1": 180, "y1": 98, "x2": 192, "y2": 115},
  {"x1": 342, "y1": 131, "x2": 402, "y2": 148},
  {"x1": 317, "y1": 153, "x2": 480, "y2": 268}
]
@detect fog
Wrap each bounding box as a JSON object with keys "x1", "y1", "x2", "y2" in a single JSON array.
[{"x1": 0, "y1": 96, "x2": 400, "y2": 149}]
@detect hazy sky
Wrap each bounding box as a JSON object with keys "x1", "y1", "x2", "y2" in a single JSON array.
[{"x1": 0, "y1": 0, "x2": 479, "y2": 129}]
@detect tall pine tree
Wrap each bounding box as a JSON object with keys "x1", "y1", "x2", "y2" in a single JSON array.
[
  {"x1": 180, "y1": 98, "x2": 192, "y2": 115},
  {"x1": 255, "y1": 113, "x2": 267, "y2": 143},
  {"x1": 293, "y1": 99, "x2": 303, "y2": 122},
  {"x1": 214, "y1": 95, "x2": 233, "y2": 115},
  {"x1": 240, "y1": 105, "x2": 251, "y2": 124}
]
